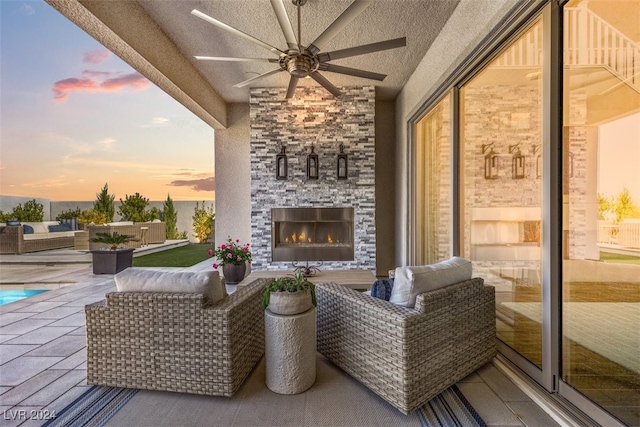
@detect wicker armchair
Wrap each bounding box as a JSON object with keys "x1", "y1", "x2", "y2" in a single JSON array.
[
  {"x1": 85, "y1": 278, "x2": 268, "y2": 396},
  {"x1": 316, "y1": 277, "x2": 496, "y2": 414}
]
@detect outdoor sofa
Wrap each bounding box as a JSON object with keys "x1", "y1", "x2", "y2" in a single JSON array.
[
  {"x1": 85, "y1": 271, "x2": 267, "y2": 396},
  {"x1": 0, "y1": 221, "x2": 75, "y2": 254},
  {"x1": 316, "y1": 258, "x2": 496, "y2": 414}
]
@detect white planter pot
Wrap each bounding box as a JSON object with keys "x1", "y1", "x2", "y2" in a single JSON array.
[{"x1": 268, "y1": 289, "x2": 313, "y2": 315}]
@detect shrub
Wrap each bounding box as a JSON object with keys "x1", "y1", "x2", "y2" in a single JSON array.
[
  {"x1": 118, "y1": 192, "x2": 157, "y2": 222},
  {"x1": 163, "y1": 194, "x2": 180, "y2": 239},
  {"x1": 1, "y1": 199, "x2": 44, "y2": 222},
  {"x1": 94, "y1": 183, "x2": 115, "y2": 223},
  {"x1": 192, "y1": 201, "x2": 215, "y2": 243},
  {"x1": 56, "y1": 207, "x2": 81, "y2": 220},
  {"x1": 78, "y1": 209, "x2": 107, "y2": 225}
]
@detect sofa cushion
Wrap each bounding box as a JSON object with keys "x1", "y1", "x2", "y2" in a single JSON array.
[
  {"x1": 23, "y1": 224, "x2": 34, "y2": 234},
  {"x1": 22, "y1": 222, "x2": 49, "y2": 234},
  {"x1": 388, "y1": 257, "x2": 472, "y2": 308},
  {"x1": 108, "y1": 221, "x2": 134, "y2": 226},
  {"x1": 114, "y1": 268, "x2": 225, "y2": 304}
]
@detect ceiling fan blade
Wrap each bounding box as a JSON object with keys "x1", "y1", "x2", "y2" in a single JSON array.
[
  {"x1": 286, "y1": 76, "x2": 300, "y2": 99},
  {"x1": 308, "y1": 0, "x2": 372, "y2": 55},
  {"x1": 319, "y1": 63, "x2": 386, "y2": 81},
  {"x1": 318, "y1": 37, "x2": 406, "y2": 62},
  {"x1": 310, "y1": 72, "x2": 342, "y2": 97},
  {"x1": 233, "y1": 68, "x2": 284, "y2": 88},
  {"x1": 191, "y1": 9, "x2": 284, "y2": 56},
  {"x1": 195, "y1": 56, "x2": 279, "y2": 63},
  {"x1": 270, "y1": 0, "x2": 299, "y2": 52}
]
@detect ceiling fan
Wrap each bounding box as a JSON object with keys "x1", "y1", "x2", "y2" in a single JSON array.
[{"x1": 191, "y1": 0, "x2": 406, "y2": 99}]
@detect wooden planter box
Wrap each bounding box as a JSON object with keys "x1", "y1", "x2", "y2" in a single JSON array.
[{"x1": 91, "y1": 248, "x2": 134, "y2": 274}]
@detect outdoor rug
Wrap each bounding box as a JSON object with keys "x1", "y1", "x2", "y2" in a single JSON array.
[
  {"x1": 42, "y1": 386, "x2": 138, "y2": 427},
  {"x1": 417, "y1": 385, "x2": 486, "y2": 427},
  {"x1": 44, "y1": 357, "x2": 486, "y2": 427}
]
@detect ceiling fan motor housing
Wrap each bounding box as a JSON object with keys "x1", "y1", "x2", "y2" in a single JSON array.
[{"x1": 282, "y1": 52, "x2": 319, "y2": 77}]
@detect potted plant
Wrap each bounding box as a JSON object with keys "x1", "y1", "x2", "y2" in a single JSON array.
[
  {"x1": 262, "y1": 273, "x2": 317, "y2": 315},
  {"x1": 90, "y1": 232, "x2": 137, "y2": 274},
  {"x1": 208, "y1": 236, "x2": 252, "y2": 284}
]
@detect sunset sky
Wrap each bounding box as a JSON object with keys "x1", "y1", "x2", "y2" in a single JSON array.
[{"x1": 0, "y1": 1, "x2": 215, "y2": 202}]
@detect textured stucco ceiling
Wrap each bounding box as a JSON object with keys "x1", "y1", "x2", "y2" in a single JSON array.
[
  {"x1": 135, "y1": 0, "x2": 460, "y2": 103},
  {"x1": 47, "y1": 0, "x2": 462, "y2": 127}
]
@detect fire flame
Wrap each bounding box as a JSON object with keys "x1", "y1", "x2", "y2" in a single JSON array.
[{"x1": 327, "y1": 234, "x2": 333, "y2": 244}]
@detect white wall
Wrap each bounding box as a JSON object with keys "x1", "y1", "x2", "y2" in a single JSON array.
[{"x1": 394, "y1": 0, "x2": 522, "y2": 265}]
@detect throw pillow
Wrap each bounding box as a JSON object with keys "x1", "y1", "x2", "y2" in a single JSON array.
[
  {"x1": 370, "y1": 278, "x2": 394, "y2": 301},
  {"x1": 388, "y1": 257, "x2": 472, "y2": 308},
  {"x1": 114, "y1": 268, "x2": 225, "y2": 304},
  {"x1": 22, "y1": 224, "x2": 34, "y2": 234},
  {"x1": 48, "y1": 223, "x2": 72, "y2": 232}
]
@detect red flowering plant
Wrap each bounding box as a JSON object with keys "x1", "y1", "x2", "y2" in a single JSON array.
[{"x1": 208, "y1": 236, "x2": 252, "y2": 269}]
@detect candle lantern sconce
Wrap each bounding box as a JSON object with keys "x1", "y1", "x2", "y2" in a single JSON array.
[
  {"x1": 509, "y1": 143, "x2": 526, "y2": 179},
  {"x1": 276, "y1": 146, "x2": 288, "y2": 180},
  {"x1": 337, "y1": 144, "x2": 348, "y2": 180},
  {"x1": 482, "y1": 143, "x2": 499, "y2": 179},
  {"x1": 307, "y1": 144, "x2": 319, "y2": 180}
]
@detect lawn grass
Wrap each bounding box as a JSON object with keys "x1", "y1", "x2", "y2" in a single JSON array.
[
  {"x1": 600, "y1": 251, "x2": 640, "y2": 265},
  {"x1": 133, "y1": 243, "x2": 214, "y2": 267}
]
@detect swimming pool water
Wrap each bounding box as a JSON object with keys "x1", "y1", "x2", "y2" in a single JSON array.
[{"x1": 0, "y1": 289, "x2": 49, "y2": 306}]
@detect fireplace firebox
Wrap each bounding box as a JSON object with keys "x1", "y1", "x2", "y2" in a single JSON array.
[{"x1": 271, "y1": 207, "x2": 354, "y2": 262}]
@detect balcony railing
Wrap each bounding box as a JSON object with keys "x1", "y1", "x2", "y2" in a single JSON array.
[{"x1": 597, "y1": 219, "x2": 640, "y2": 249}]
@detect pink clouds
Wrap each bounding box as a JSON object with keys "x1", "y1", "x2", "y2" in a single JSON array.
[
  {"x1": 169, "y1": 177, "x2": 215, "y2": 192},
  {"x1": 83, "y1": 49, "x2": 111, "y2": 64},
  {"x1": 53, "y1": 72, "x2": 150, "y2": 102}
]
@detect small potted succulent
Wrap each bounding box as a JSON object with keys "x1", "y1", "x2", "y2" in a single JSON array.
[
  {"x1": 90, "y1": 232, "x2": 137, "y2": 274},
  {"x1": 262, "y1": 273, "x2": 317, "y2": 315}
]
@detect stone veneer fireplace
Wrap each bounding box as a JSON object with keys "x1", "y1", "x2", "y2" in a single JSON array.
[{"x1": 250, "y1": 86, "x2": 376, "y2": 271}]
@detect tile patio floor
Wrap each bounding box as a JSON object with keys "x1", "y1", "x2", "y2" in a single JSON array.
[{"x1": 0, "y1": 249, "x2": 576, "y2": 427}]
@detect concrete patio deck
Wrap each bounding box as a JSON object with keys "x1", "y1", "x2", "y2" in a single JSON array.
[{"x1": 0, "y1": 248, "x2": 574, "y2": 427}]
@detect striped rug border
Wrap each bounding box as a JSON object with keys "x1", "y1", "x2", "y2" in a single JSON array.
[
  {"x1": 43, "y1": 386, "x2": 138, "y2": 427},
  {"x1": 417, "y1": 385, "x2": 487, "y2": 427}
]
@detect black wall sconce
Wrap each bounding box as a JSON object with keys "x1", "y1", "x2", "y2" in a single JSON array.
[
  {"x1": 482, "y1": 143, "x2": 499, "y2": 179},
  {"x1": 307, "y1": 144, "x2": 319, "y2": 180},
  {"x1": 276, "y1": 146, "x2": 288, "y2": 180},
  {"x1": 509, "y1": 143, "x2": 526, "y2": 179},
  {"x1": 533, "y1": 144, "x2": 542, "y2": 178},
  {"x1": 337, "y1": 144, "x2": 348, "y2": 180}
]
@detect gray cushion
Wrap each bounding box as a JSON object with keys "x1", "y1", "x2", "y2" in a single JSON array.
[
  {"x1": 114, "y1": 268, "x2": 225, "y2": 304},
  {"x1": 388, "y1": 257, "x2": 472, "y2": 308}
]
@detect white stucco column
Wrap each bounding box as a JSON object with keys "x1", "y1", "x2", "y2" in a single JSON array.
[{"x1": 214, "y1": 103, "x2": 251, "y2": 249}]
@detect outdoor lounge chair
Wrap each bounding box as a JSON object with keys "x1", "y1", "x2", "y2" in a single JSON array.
[
  {"x1": 316, "y1": 277, "x2": 496, "y2": 414},
  {"x1": 85, "y1": 277, "x2": 268, "y2": 397}
]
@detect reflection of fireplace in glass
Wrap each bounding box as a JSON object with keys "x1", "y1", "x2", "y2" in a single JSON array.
[{"x1": 271, "y1": 207, "x2": 354, "y2": 261}]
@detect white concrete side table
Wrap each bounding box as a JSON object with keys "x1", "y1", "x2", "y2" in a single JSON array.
[{"x1": 264, "y1": 307, "x2": 316, "y2": 394}]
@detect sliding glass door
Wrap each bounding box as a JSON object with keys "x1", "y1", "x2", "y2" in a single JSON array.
[
  {"x1": 412, "y1": 1, "x2": 639, "y2": 424},
  {"x1": 561, "y1": 1, "x2": 640, "y2": 424},
  {"x1": 459, "y1": 17, "x2": 545, "y2": 370}
]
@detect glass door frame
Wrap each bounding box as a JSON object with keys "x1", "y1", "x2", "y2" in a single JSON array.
[{"x1": 408, "y1": 1, "x2": 629, "y2": 425}]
